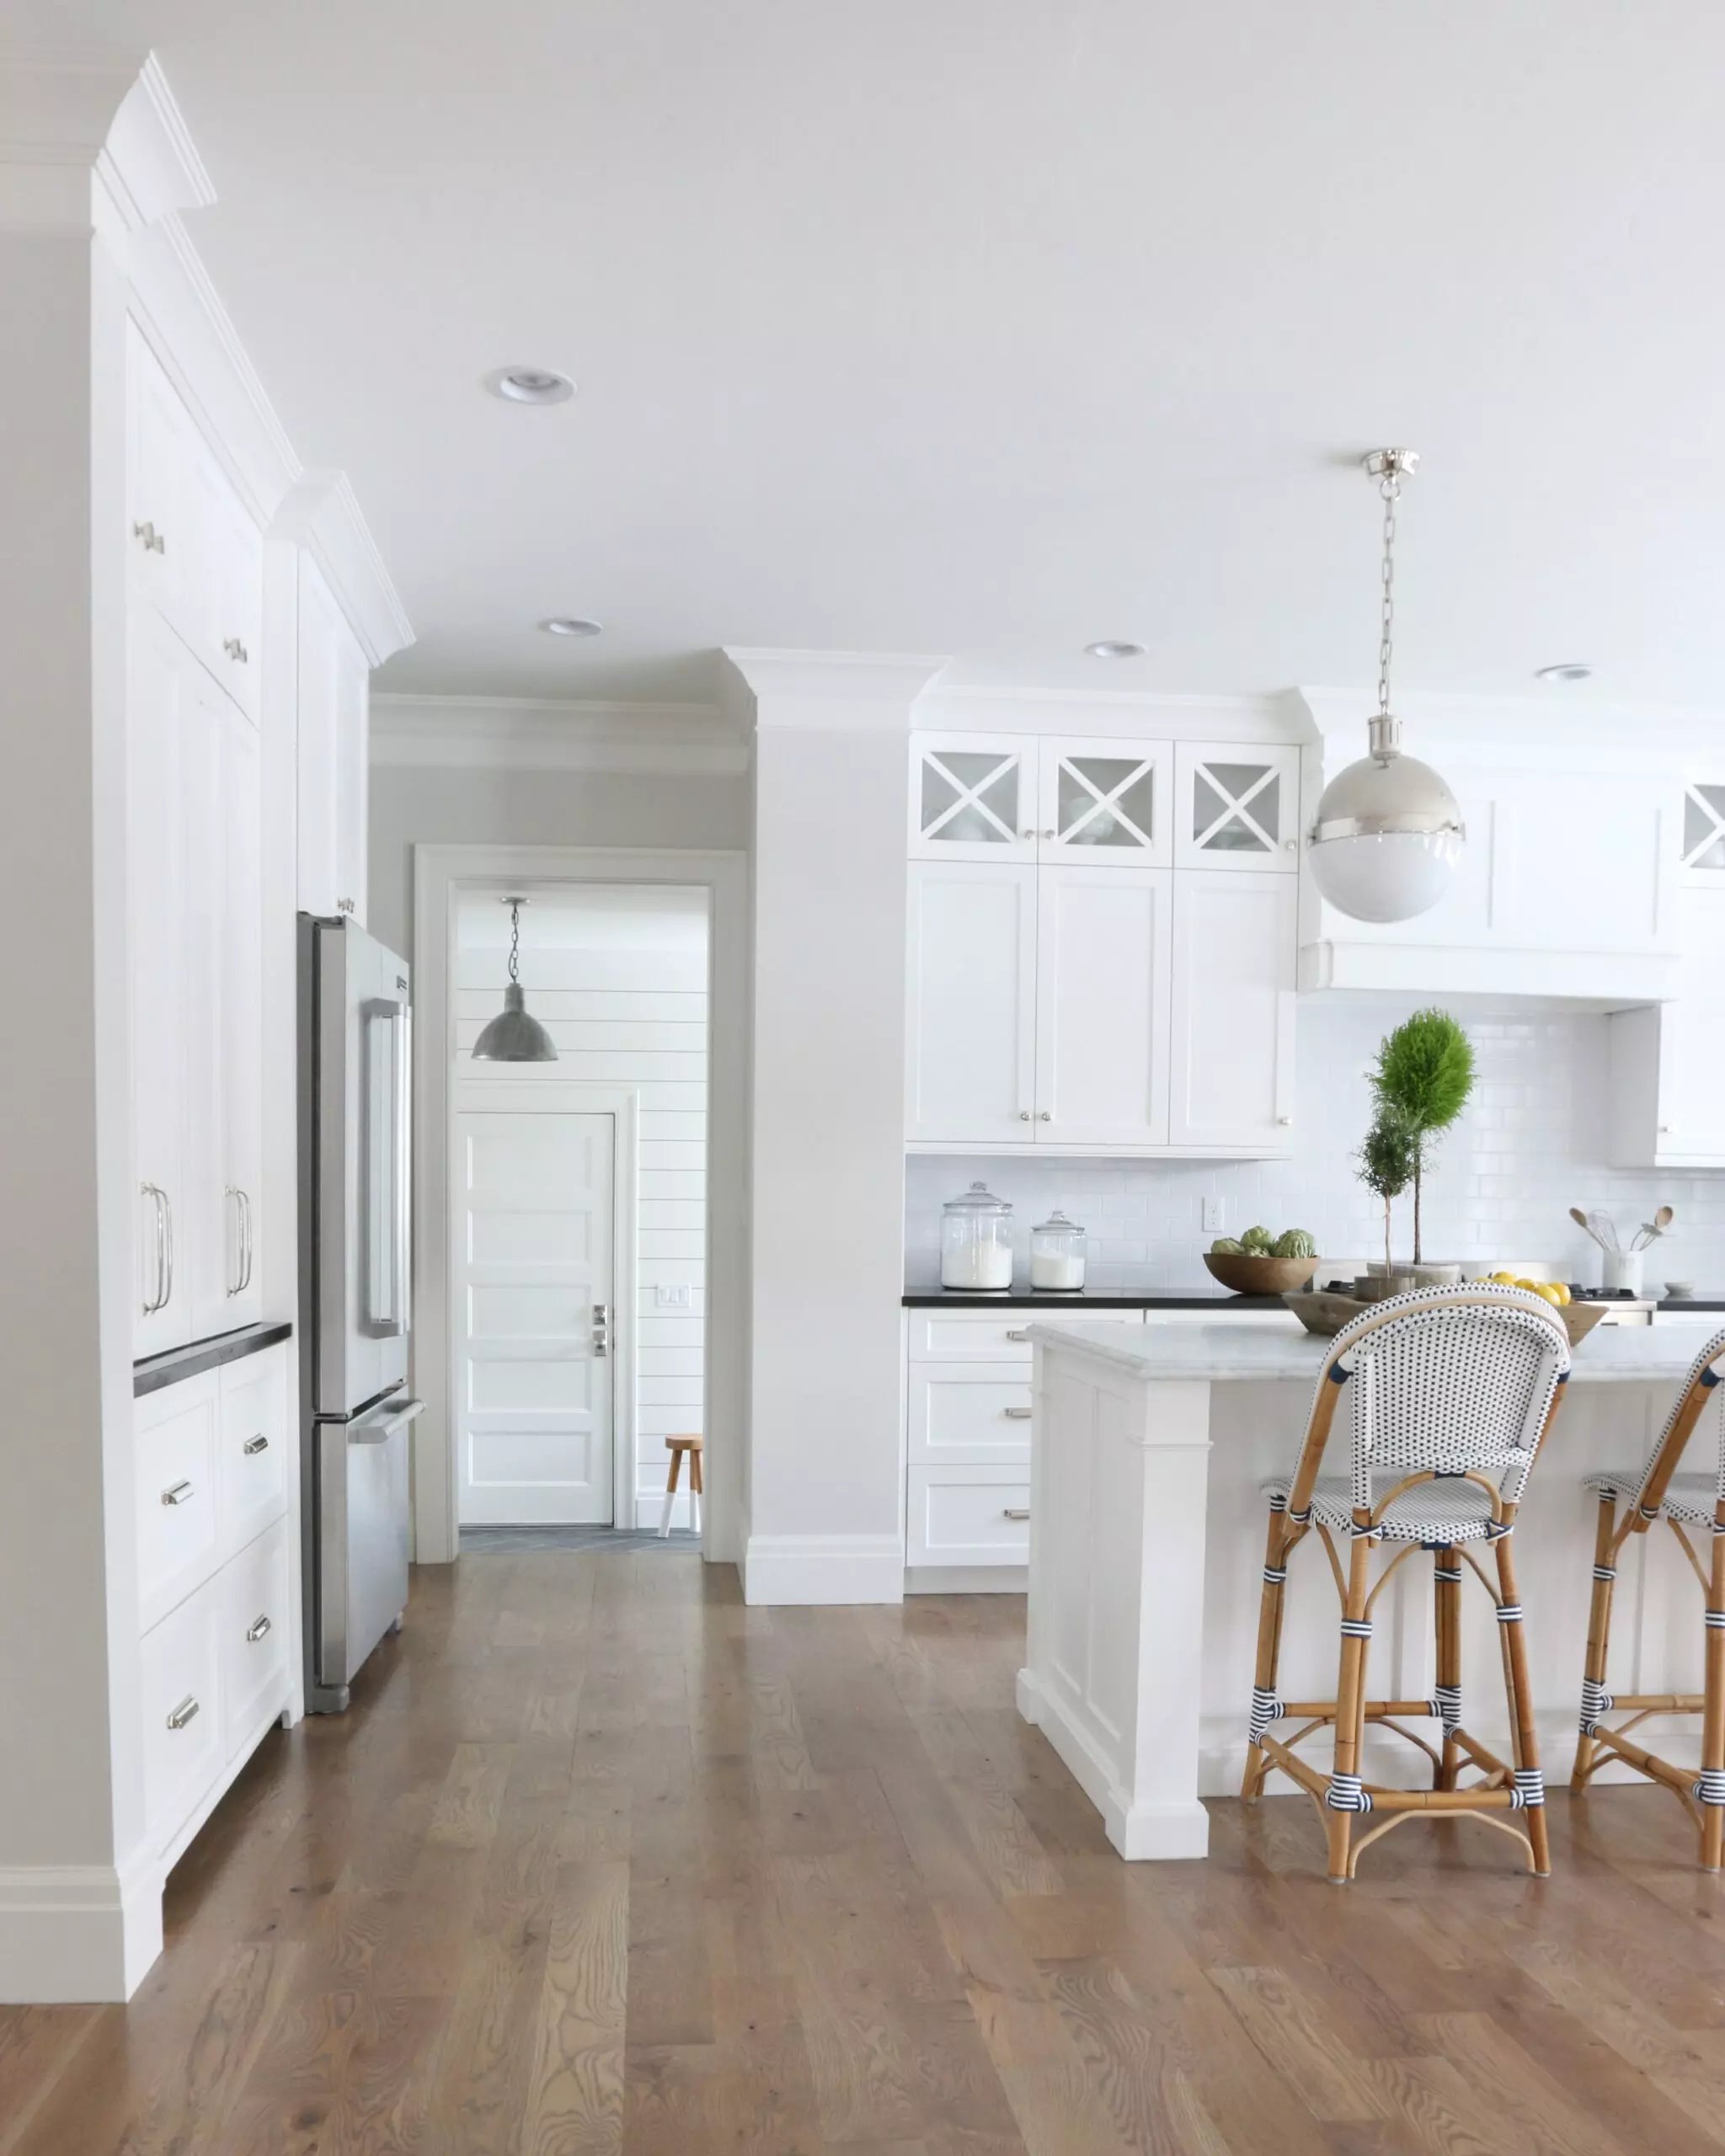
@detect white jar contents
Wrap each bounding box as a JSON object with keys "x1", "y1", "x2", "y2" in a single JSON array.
[
  {"x1": 1028, "y1": 1208, "x2": 1087, "y2": 1292},
  {"x1": 943, "y1": 1242, "x2": 1014, "y2": 1290},
  {"x1": 1030, "y1": 1252, "x2": 1085, "y2": 1290}
]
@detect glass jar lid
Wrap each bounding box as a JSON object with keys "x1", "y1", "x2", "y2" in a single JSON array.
[
  {"x1": 1033, "y1": 1209, "x2": 1084, "y2": 1235},
  {"x1": 943, "y1": 1180, "x2": 1012, "y2": 1216}
]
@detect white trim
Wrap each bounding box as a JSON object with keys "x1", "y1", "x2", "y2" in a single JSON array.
[
  {"x1": 920, "y1": 685, "x2": 1306, "y2": 743},
  {"x1": 451, "y1": 1079, "x2": 639, "y2": 1531},
  {"x1": 724, "y1": 647, "x2": 948, "y2": 723},
  {"x1": 372, "y1": 694, "x2": 747, "y2": 773},
  {"x1": 270, "y1": 472, "x2": 414, "y2": 670},
  {"x1": 412, "y1": 846, "x2": 748, "y2": 1568},
  {"x1": 905, "y1": 1564, "x2": 1028, "y2": 1595},
  {"x1": 0, "y1": 1856, "x2": 162, "y2": 2003},
  {"x1": 1017, "y1": 1669, "x2": 1210, "y2": 1860},
  {"x1": 743, "y1": 1534, "x2": 906, "y2": 1606}
]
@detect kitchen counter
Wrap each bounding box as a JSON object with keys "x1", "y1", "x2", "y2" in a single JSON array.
[
  {"x1": 1017, "y1": 1315, "x2": 1717, "y2": 1864},
  {"x1": 135, "y1": 1319, "x2": 292, "y2": 1396},
  {"x1": 903, "y1": 1283, "x2": 1285, "y2": 1310}
]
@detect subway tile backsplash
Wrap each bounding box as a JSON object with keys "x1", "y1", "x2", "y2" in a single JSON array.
[{"x1": 905, "y1": 999, "x2": 1725, "y2": 1294}]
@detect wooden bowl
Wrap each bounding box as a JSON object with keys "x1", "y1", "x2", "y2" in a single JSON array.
[
  {"x1": 1283, "y1": 1289, "x2": 1609, "y2": 1348},
  {"x1": 1203, "y1": 1251, "x2": 1320, "y2": 1295}
]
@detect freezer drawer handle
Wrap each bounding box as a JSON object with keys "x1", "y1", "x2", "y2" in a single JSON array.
[
  {"x1": 348, "y1": 1396, "x2": 426, "y2": 1446},
  {"x1": 166, "y1": 1695, "x2": 200, "y2": 1731},
  {"x1": 1002, "y1": 1508, "x2": 1031, "y2": 1521},
  {"x1": 243, "y1": 1433, "x2": 270, "y2": 1456},
  {"x1": 246, "y1": 1614, "x2": 272, "y2": 1643},
  {"x1": 161, "y1": 1480, "x2": 194, "y2": 1506}
]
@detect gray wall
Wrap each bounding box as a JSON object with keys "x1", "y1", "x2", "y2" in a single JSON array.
[{"x1": 367, "y1": 765, "x2": 750, "y2": 955}]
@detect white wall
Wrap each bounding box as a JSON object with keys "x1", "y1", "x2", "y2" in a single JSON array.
[
  {"x1": 454, "y1": 889, "x2": 709, "y2": 1523},
  {"x1": 907, "y1": 996, "x2": 1725, "y2": 1291},
  {"x1": 370, "y1": 765, "x2": 749, "y2": 957}
]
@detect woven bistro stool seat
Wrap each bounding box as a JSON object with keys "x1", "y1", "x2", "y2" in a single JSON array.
[
  {"x1": 1572, "y1": 1328, "x2": 1725, "y2": 1868},
  {"x1": 1243, "y1": 1284, "x2": 1572, "y2": 1884}
]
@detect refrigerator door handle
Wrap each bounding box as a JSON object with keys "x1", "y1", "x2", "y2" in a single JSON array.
[
  {"x1": 364, "y1": 998, "x2": 411, "y2": 1336},
  {"x1": 347, "y1": 1396, "x2": 425, "y2": 1446}
]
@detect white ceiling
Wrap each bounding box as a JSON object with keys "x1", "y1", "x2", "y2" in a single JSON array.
[
  {"x1": 29, "y1": 1, "x2": 1725, "y2": 707},
  {"x1": 458, "y1": 885, "x2": 708, "y2": 953}
]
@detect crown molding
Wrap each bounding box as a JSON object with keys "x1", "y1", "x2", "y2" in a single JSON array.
[
  {"x1": 371, "y1": 695, "x2": 750, "y2": 775},
  {"x1": 723, "y1": 648, "x2": 948, "y2": 729},
  {"x1": 919, "y1": 682, "x2": 1306, "y2": 742},
  {"x1": 272, "y1": 472, "x2": 414, "y2": 668},
  {"x1": 1297, "y1": 685, "x2": 1725, "y2": 775}
]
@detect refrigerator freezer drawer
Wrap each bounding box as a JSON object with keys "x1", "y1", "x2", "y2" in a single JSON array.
[{"x1": 309, "y1": 1395, "x2": 423, "y2": 1710}]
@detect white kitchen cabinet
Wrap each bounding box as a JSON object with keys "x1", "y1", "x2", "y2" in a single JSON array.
[
  {"x1": 906, "y1": 1466, "x2": 1033, "y2": 1567},
  {"x1": 1035, "y1": 866, "x2": 1172, "y2": 1147},
  {"x1": 1167, "y1": 872, "x2": 1297, "y2": 1150},
  {"x1": 296, "y1": 554, "x2": 371, "y2": 922},
  {"x1": 906, "y1": 860, "x2": 1038, "y2": 1144},
  {"x1": 1609, "y1": 882, "x2": 1725, "y2": 1169},
  {"x1": 1037, "y1": 740, "x2": 1172, "y2": 864},
  {"x1": 1175, "y1": 743, "x2": 1300, "y2": 873},
  {"x1": 910, "y1": 734, "x2": 1037, "y2": 862},
  {"x1": 209, "y1": 479, "x2": 264, "y2": 725},
  {"x1": 908, "y1": 1364, "x2": 1034, "y2": 1465},
  {"x1": 220, "y1": 715, "x2": 264, "y2": 1326}
]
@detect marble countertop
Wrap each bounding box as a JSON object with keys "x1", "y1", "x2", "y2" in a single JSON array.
[{"x1": 1027, "y1": 1317, "x2": 1714, "y2": 1385}]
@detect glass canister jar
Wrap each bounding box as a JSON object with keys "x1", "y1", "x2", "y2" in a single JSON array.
[
  {"x1": 1029, "y1": 1209, "x2": 1087, "y2": 1291},
  {"x1": 940, "y1": 1182, "x2": 1015, "y2": 1290}
]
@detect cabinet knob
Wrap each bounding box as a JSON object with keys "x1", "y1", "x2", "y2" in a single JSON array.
[
  {"x1": 1284, "y1": 838, "x2": 1298, "y2": 851},
  {"x1": 1021, "y1": 830, "x2": 1035, "y2": 839},
  {"x1": 160, "y1": 1480, "x2": 194, "y2": 1507},
  {"x1": 1658, "y1": 1124, "x2": 1672, "y2": 1134},
  {"x1": 1277, "y1": 1116, "x2": 1292, "y2": 1126},
  {"x1": 246, "y1": 1613, "x2": 272, "y2": 1644},
  {"x1": 223, "y1": 637, "x2": 249, "y2": 664},
  {"x1": 243, "y1": 1433, "x2": 270, "y2": 1456},
  {"x1": 131, "y1": 520, "x2": 166, "y2": 555},
  {"x1": 1018, "y1": 1110, "x2": 1031, "y2": 1121},
  {"x1": 165, "y1": 1695, "x2": 200, "y2": 1732},
  {"x1": 1039, "y1": 1111, "x2": 1052, "y2": 1121},
  {"x1": 337, "y1": 898, "x2": 356, "y2": 915},
  {"x1": 1043, "y1": 829, "x2": 1055, "y2": 840}
]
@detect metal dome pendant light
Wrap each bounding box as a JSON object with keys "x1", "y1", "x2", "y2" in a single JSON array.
[
  {"x1": 471, "y1": 897, "x2": 558, "y2": 1062},
  {"x1": 1307, "y1": 449, "x2": 1465, "y2": 923}
]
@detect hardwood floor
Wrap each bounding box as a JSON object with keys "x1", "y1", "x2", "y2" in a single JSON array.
[{"x1": 7, "y1": 1553, "x2": 1725, "y2": 2153}]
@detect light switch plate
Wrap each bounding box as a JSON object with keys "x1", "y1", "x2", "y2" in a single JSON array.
[
  {"x1": 1201, "y1": 1198, "x2": 1226, "y2": 1233},
  {"x1": 655, "y1": 1284, "x2": 692, "y2": 1310}
]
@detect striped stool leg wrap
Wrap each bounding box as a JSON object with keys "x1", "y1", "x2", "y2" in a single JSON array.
[
  {"x1": 1706, "y1": 1610, "x2": 1725, "y2": 1631},
  {"x1": 1639, "y1": 1505, "x2": 1663, "y2": 1523},
  {"x1": 1338, "y1": 1617, "x2": 1374, "y2": 1640},
  {"x1": 1427, "y1": 1684, "x2": 1462, "y2": 1731},
  {"x1": 1509, "y1": 1769, "x2": 1546, "y2": 1809},
  {"x1": 1483, "y1": 1520, "x2": 1514, "y2": 1540},
  {"x1": 1288, "y1": 1506, "x2": 1312, "y2": 1525},
  {"x1": 1268, "y1": 1494, "x2": 1288, "y2": 1514},
  {"x1": 1592, "y1": 1563, "x2": 1617, "y2": 1583},
  {"x1": 1579, "y1": 1678, "x2": 1614, "y2": 1734},
  {"x1": 1495, "y1": 1604, "x2": 1525, "y2": 1625},
  {"x1": 1262, "y1": 1565, "x2": 1288, "y2": 1586},
  {"x1": 1711, "y1": 1520, "x2": 1725, "y2": 1537},
  {"x1": 1433, "y1": 1566, "x2": 1462, "y2": 1585},
  {"x1": 1693, "y1": 1769, "x2": 1725, "y2": 1806},
  {"x1": 1247, "y1": 1688, "x2": 1285, "y2": 1744},
  {"x1": 1325, "y1": 1773, "x2": 1372, "y2": 1813}
]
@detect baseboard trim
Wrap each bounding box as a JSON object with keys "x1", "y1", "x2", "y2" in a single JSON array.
[
  {"x1": 742, "y1": 1533, "x2": 905, "y2": 1606},
  {"x1": 0, "y1": 1860, "x2": 162, "y2": 2004},
  {"x1": 1017, "y1": 1668, "x2": 1209, "y2": 1860},
  {"x1": 905, "y1": 1564, "x2": 1028, "y2": 1595}
]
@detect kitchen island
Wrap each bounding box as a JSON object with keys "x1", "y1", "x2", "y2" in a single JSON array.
[{"x1": 1018, "y1": 1318, "x2": 1724, "y2": 1860}]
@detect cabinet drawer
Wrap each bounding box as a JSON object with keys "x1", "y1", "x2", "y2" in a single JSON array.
[
  {"x1": 219, "y1": 1518, "x2": 292, "y2": 1759},
  {"x1": 136, "y1": 1374, "x2": 221, "y2": 1630},
  {"x1": 909, "y1": 1365, "x2": 1033, "y2": 1464},
  {"x1": 219, "y1": 1347, "x2": 289, "y2": 1558},
  {"x1": 140, "y1": 1577, "x2": 223, "y2": 1842},
  {"x1": 907, "y1": 1311, "x2": 1036, "y2": 1362},
  {"x1": 907, "y1": 1469, "x2": 1032, "y2": 1566}
]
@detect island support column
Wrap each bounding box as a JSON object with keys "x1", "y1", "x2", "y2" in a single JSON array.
[{"x1": 1017, "y1": 1335, "x2": 1214, "y2": 1858}]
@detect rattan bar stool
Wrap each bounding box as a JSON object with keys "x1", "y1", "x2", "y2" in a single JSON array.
[
  {"x1": 1572, "y1": 1326, "x2": 1725, "y2": 1868},
  {"x1": 1242, "y1": 1285, "x2": 1573, "y2": 1882}
]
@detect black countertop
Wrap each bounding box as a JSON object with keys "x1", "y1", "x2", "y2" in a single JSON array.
[
  {"x1": 903, "y1": 1284, "x2": 1286, "y2": 1310},
  {"x1": 135, "y1": 1319, "x2": 293, "y2": 1397}
]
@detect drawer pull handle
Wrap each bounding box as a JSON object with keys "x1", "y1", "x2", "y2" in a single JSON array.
[
  {"x1": 243, "y1": 1433, "x2": 270, "y2": 1456},
  {"x1": 161, "y1": 1480, "x2": 194, "y2": 1507},
  {"x1": 1005, "y1": 1330, "x2": 1031, "y2": 1342},
  {"x1": 1003, "y1": 1406, "x2": 1033, "y2": 1419},
  {"x1": 246, "y1": 1613, "x2": 272, "y2": 1643},
  {"x1": 166, "y1": 1695, "x2": 200, "y2": 1731},
  {"x1": 1002, "y1": 1508, "x2": 1031, "y2": 1521}
]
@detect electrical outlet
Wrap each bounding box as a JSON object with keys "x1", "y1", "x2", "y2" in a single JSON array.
[
  {"x1": 1201, "y1": 1198, "x2": 1226, "y2": 1233},
  {"x1": 655, "y1": 1283, "x2": 692, "y2": 1310}
]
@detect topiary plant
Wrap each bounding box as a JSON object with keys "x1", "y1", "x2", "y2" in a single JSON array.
[
  {"x1": 1370, "y1": 1010, "x2": 1475, "y2": 1262},
  {"x1": 1356, "y1": 1106, "x2": 1418, "y2": 1273}
]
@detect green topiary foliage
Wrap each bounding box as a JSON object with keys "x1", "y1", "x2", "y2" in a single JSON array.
[
  {"x1": 1370, "y1": 1010, "x2": 1475, "y2": 1262},
  {"x1": 1356, "y1": 1106, "x2": 1419, "y2": 1272}
]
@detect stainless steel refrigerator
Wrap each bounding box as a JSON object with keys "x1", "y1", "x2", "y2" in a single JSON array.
[{"x1": 298, "y1": 914, "x2": 423, "y2": 1713}]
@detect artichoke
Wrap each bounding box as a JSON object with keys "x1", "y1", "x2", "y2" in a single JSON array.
[
  {"x1": 1272, "y1": 1229, "x2": 1317, "y2": 1259},
  {"x1": 1239, "y1": 1225, "x2": 1274, "y2": 1254},
  {"x1": 1210, "y1": 1235, "x2": 1244, "y2": 1256}
]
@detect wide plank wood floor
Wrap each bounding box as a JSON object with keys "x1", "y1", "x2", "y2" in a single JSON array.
[{"x1": 8, "y1": 1552, "x2": 1725, "y2": 2153}]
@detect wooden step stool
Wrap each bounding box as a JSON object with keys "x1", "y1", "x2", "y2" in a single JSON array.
[{"x1": 659, "y1": 1434, "x2": 702, "y2": 1538}]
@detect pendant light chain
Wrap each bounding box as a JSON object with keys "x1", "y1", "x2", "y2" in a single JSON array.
[
  {"x1": 508, "y1": 900, "x2": 521, "y2": 985},
  {"x1": 1377, "y1": 463, "x2": 1399, "y2": 722}
]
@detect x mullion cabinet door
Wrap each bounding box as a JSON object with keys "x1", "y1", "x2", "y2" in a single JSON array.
[
  {"x1": 1174, "y1": 743, "x2": 1301, "y2": 873},
  {"x1": 1036, "y1": 739, "x2": 1172, "y2": 867},
  {"x1": 909, "y1": 734, "x2": 1037, "y2": 863}
]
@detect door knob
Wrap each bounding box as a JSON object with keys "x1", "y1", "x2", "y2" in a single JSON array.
[{"x1": 592, "y1": 1301, "x2": 611, "y2": 1357}]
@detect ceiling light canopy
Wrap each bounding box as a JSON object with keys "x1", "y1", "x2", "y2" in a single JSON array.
[
  {"x1": 538, "y1": 616, "x2": 603, "y2": 638},
  {"x1": 1306, "y1": 450, "x2": 1466, "y2": 925},
  {"x1": 486, "y1": 366, "x2": 575, "y2": 405},
  {"x1": 1085, "y1": 640, "x2": 1146, "y2": 659},
  {"x1": 1535, "y1": 662, "x2": 1594, "y2": 682},
  {"x1": 471, "y1": 898, "x2": 558, "y2": 1063}
]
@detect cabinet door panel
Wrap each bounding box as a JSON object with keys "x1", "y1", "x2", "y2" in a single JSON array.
[
  {"x1": 297, "y1": 557, "x2": 370, "y2": 921},
  {"x1": 906, "y1": 862, "x2": 1037, "y2": 1144},
  {"x1": 1168, "y1": 873, "x2": 1296, "y2": 1150},
  {"x1": 182, "y1": 672, "x2": 228, "y2": 1342},
  {"x1": 222, "y1": 712, "x2": 264, "y2": 1323},
  {"x1": 211, "y1": 480, "x2": 264, "y2": 723},
  {"x1": 126, "y1": 324, "x2": 195, "y2": 637},
  {"x1": 910, "y1": 735, "x2": 1036, "y2": 862},
  {"x1": 1035, "y1": 866, "x2": 1171, "y2": 1146},
  {"x1": 1037, "y1": 740, "x2": 1172, "y2": 865},
  {"x1": 1175, "y1": 743, "x2": 1300, "y2": 872}
]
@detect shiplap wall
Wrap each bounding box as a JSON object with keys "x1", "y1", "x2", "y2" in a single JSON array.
[{"x1": 454, "y1": 904, "x2": 708, "y2": 1526}]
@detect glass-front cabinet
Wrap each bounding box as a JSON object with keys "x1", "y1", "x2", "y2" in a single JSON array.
[
  {"x1": 1174, "y1": 743, "x2": 1301, "y2": 872},
  {"x1": 911, "y1": 736, "x2": 1036, "y2": 862},
  {"x1": 909, "y1": 735, "x2": 1175, "y2": 865}
]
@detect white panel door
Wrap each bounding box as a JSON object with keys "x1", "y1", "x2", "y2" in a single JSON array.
[
  {"x1": 909, "y1": 735, "x2": 1037, "y2": 862},
  {"x1": 1174, "y1": 743, "x2": 1301, "y2": 873},
  {"x1": 905, "y1": 861, "x2": 1038, "y2": 1144},
  {"x1": 456, "y1": 1110, "x2": 616, "y2": 1524},
  {"x1": 1036, "y1": 740, "x2": 1172, "y2": 866},
  {"x1": 1034, "y1": 866, "x2": 1172, "y2": 1146},
  {"x1": 1168, "y1": 872, "x2": 1296, "y2": 1150}
]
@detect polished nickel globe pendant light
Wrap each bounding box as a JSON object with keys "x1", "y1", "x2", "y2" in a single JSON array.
[
  {"x1": 471, "y1": 897, "x2": 558, "y2": 1062},
  {"x1": 1307, "y1": 449, "x2": 1465, "y2": 923}
]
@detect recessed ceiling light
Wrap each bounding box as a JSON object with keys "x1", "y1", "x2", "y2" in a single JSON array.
[
  {"x1": 1086, "y1": 640, "x2": 1146, "y2": 659},
  {"x1": 486, "y1": 366, "x2": 575, "y2": 406},
  {"x1": 539, "y1": 617, "x2": 603, "y2": 638},
  {"x1": 1535, "y1": 662, "x2": 1593, "y2": 682}
]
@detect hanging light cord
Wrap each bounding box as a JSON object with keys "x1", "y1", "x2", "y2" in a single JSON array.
[
  {"x1": 508, "y1": 900, "x2": 521, "y2": 985},
  {"x1": 1376, "y1": 462, "x2": 1399, "y2": 723}
]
